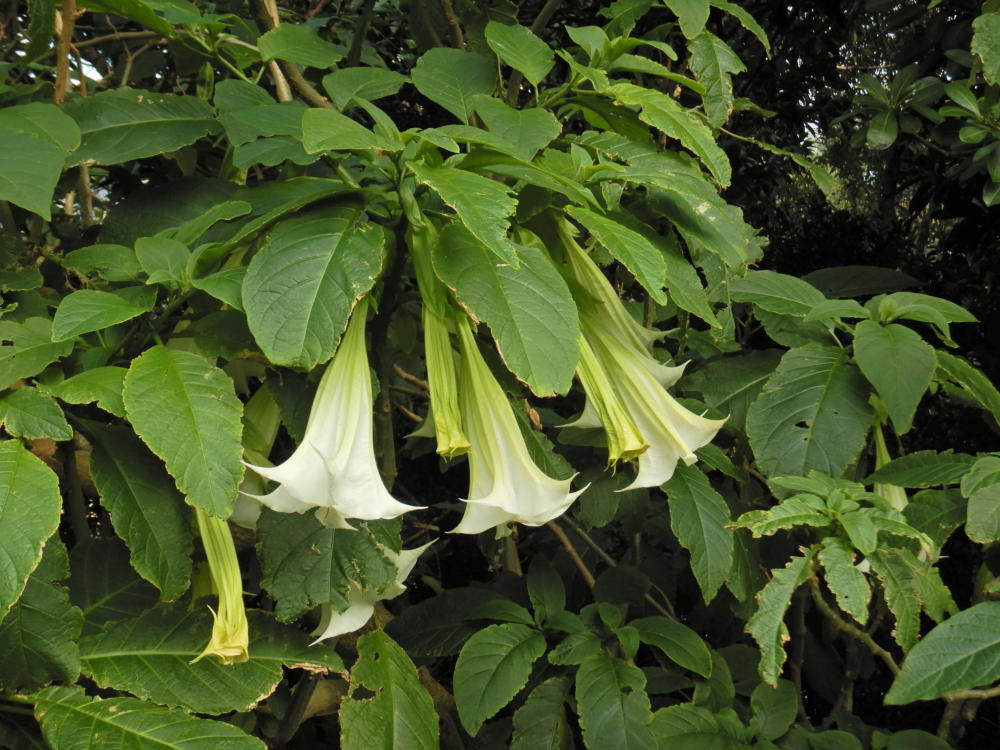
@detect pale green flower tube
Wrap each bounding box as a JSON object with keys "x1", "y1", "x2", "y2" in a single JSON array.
[
  {"x1": 873, "y1": 422, "x2": 908, "y2": 511},
  {"x1": 450, "y1": 313, "x2": 584, "y2": 536},
  {"x1": 192, "y1": 509, "x2": 249, "y2": 665}
]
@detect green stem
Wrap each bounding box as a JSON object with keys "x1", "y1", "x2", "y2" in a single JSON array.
[{"x1": 346, "y1": 0, "x2": 376, "y2": 67}]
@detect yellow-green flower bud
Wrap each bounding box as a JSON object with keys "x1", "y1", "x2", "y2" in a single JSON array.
[{"x1": 192, "y1": 509, "x2": 249, "y2": 665}]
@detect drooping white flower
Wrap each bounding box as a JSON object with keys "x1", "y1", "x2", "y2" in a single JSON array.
[
  {"x1": 244, "y1": 297, "x2": 419, "y2": 529},
  {"x1": 557, "y1": 216, "x2": 725, "y2": 488},
  {"x1": 311, "y1": 541, "x2": 433, "y2": 643},
  {"x1": 450, "y1": 314, "x2": 585, "y2": 536}
]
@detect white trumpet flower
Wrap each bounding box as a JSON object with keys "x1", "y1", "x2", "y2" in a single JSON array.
[
  {"x1": 311, "y1": 542, "x2": 432, "y2": 643},
  {"x1": 557, "y1": 216, "x2": 725, "y2": 488},
  {"x1": 244, "y1": 297, "x2": 419, "y2": 529},
  {"x1": 451, "y1": 314, "x2": 585, "y2": 536}
]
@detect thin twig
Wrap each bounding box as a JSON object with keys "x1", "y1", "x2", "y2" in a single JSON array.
[
  {"x1": 396, "y1": 404, "x2": 422, "y2": 423},
  {"x1": 547, "y1": 519, "x2": 595, "y2": 588},
  {"x1": 53, "y1": 0, "x2": 77, "y2": 105},
  {"x1": 438, "y1": 0, "x2": 465, "y2": 49},
  {"x1": 808, "y1": 576, "x2": 899, "y2": 675},
  {"x1": 393, "y1": 363, "x2": 429, "y2": 390}
]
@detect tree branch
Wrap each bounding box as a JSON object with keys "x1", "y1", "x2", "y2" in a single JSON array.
[{"x1": 808, "y1": 575, "x2": 899, "y2": 675}]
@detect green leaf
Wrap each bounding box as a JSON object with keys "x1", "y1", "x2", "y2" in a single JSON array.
[
  {"x1": 50, "y1": 367, "x2": 127, "y2": 417},
  {"x1": 526, "y1": 561, "x2": 566, "y2": 624},
  {"x1": 683, "y1": 350, "x2": 781, "y2": 432},
  {"x1": 76, "y1": 0, "x2": 176, "y2": 37},
  {"x1": 24, "y1": 0, "x2": 56, "y2": 60},
  {"x1": 0, "y1": 541, "x2": 82, "y2": 691},
  {"x1": 630, "y1": 616, "x2": 712, "y2": 677},
  {"x1": 607, "y1": 83, "x2": 731, "y2": 185},
  {"x1": 935, "y1": 350, "x2": 1000, "y2": 424},
  {"x1": 818, "y1": 536, "x2": 870, "y2": 624},
  {"x1": 967, "y1": 484, "x2": 1000, "y2": 543},
  {"x1": 865, "y1": 450, "x2": 978, "y2": 488},
  {"x1": 433, "y1": 224, "x2": 578, "y2": 397},
  {"x1": 750, "y1": 679, "x2": 797, "y2": 740},
  {"x1": 257, "y1": 24, "x2": 340, "y2": 68},
  {"x1": 135, "y1": 235, "x2": 189, "y2": 286},
  {"x1": 51, "y1": 289, "x2": 151, "y2": 342},
  {"x1": 0, "y1": 103, "x2": 80, "y2": 219},
  {"x1": 0, "y1": 318, "x2": 73, "y2": 390},
  {"x1": 972, "y1": 12, "x2": 1000, "y2": 85},
  {"x1": 80, "y1": 605, "x2": 343, "y2": 714},
  {"x1": 904, "y1": 489, "x2": 965, "y2": 554},
  {"x1": 472, "y1": 97, "x2": 562, "y2": 160},
  {"x1": 689, "y1": 32, "x2": 745, "y2": 126},
  {"x1": 321, "y1": 67, "x2": 407, "y2": 110},
  {"x1": 802, "y1": 265, "x2": 919, "y2": 299},
  {"x1": 746, "y1": 345, "x2": 872, "y2": 478},
  {"x1": 242, "y1": 204, "x2": 385, "y2": 369},
  {"x1": 853, "y1": 321, "x2": 934, "y2": 434},
  {"x1": 867, "y1": 111, "x2": 898, "y2": 150},
  {"x1": 565, "y1": 205, "x2": 668, "y2": 304},
  {"x1": 63, "y1": 243, "x2": 143, "y2": 282},
  {"x1": 411, "y1": 163, "x2": 518, "y2": 266},
  {"x1": 257, "y1": 509, "x2": 397, "y2": 621},
  {"x1": 961, "y1": 456, "x2": 1000, "y2": 497},
  {"x1": 34, "y1": 685, "x2": 265, "y2": 749},
  {"x1": 64, "y1": 88, "x2": 218, "y2": 166},
  {"x1": 734, "y1": 496, "x2": 831, "y2": 537},
  {"x1": 660, "y1": 233, "x2": 719, "y2": 326},
  {"x1": 575, "y1": 651, "x2": 653, "y2": 749},
  {"x1": 649, "y1": 703, "x2": 747, "y2": 748},
  {"x1": 87, "y1": 423, "x2": 192, "y2": 601},
  {"x1": 0, "y1": 440, "x2": 61, "y2": 619},
  {"x1": 485, "y1": 21, "x2": 555, "y2": 87},
  {"x1": 453, "y1": 623, "x2": 547, "y2": 735},
  {"x1": 386, "y1": 587, "x2": 505, "y2": 657},
  {"x1": 747, "y1": 554, "x2": 811, "y2": 685},
  {"x1": 665, "y1": 465, "x2": 734, "y2": 604},
  {"x1": 67, "y1": 538, "x2": 159, "y2": 635},
  {"x1": 868, "y1": 550, "x2": 921, "y2": 651},
  {"x1": 0, "y1": 387, "x2": 71, "y2": 440},
  {"x1": 301, "y1": 108, "x2": 403, "y2": 152},
  {"x1": 511, "y1": 677, "x2": 572, "y2": 750},
  {"x1": 123, "y1": 346, "x2": 244, "y2": 517},
  {"x1": 886, "y1": 601, "x2": 1000, "y2": 704},
  {"x1": 410, "y1": 48, "x2": 497, "y2": 123},
  {"x1": 340, "y1": 630, "x2": 439, "y2": 750},
  {"x1": 711, "y1": 1, "x2": 770, "y2": 54},
  {"x1": 730, "y1": 270, "x2": 827, "y2": 317}
]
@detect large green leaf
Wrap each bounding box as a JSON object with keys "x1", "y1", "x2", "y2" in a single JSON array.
[
  {"x1": 34, "y1": 686, "x2": 264, "y2": 749},
  {"x1": 433, "y1": 224, "x2": 578, "y2": 397},
  {"x1": 967, "y1": 484, "x2": 1000, "y2": 544},
  {"x1": 0, "y1": 541, "x2": 82, "y2": 691},
  {"x1": 122, "y1": 346, "x2": 244, "y2": 517},
  {"x1": 77, "y1": 1, "x2": 176, "y2": 36},
  {"x1": 564, "y1": 206, "x2": 668, "y2": 304},
  {"x1": 607, "y1": 83, "x2": 731, "y2": 186},
  {"x1": 321, "y1": 67, "x2": 408, "y2": 110},
  {"x1": 972, "y1": 12, "x2": 1000, "y2": 85},
  {"x1": 730, "y1": 270, "x2": 826, "y2": 317},
  {"x1": 664, "y1": 0, "x2": 711, "y2": 38},
  {"x1": 485, "y1": 21, "x2": 555, "y2": 87},
  {"x1": 575, "y1": 651, "x2": 653, "y2": 749},
  {"x1": 746, "y1": 345, "x2": 872, "y2": 478},
  {"x1": 242, "y1": 204, "x2": 385, "y2": 369},
  {"x1": 510, "y1": 677, "x2": 572, "y2": 750},
  {"x1": 0, "y1": 387, "x2": 72, "y2": 440},
  {"x1": 649, "y1": 703, "x2": 748, "y2": 748},
  {"x1": 935, "y1": 350, "x2": 1000, "y2": 424},
  {"x1": 865, "y1": 450, "x2": 978, "y2": 488},
  {"x1": 689, "y1": 32, "x2": 746, "y2": 125},
  {"x1": 340, "y1": 631, "x2": 439, "y2": 750},
  {"x1": 664, "y1": 465, "x2": 733, "y2": 604},
  {"x1": 818, "y1": 536, "x2": 870, "y2": 625},
  {"x1": 301, "y1": 108, "x2": 403, "y2": 152},
  {"x1": 472, "y1": 96, "x2": 562, "y2": 160},
  {"x1": 630, "y1": 616, "x2": 713, "y2": 677},
  {"x1": 64, "y1": 88, "x2": 218, "y2": 166},
  {"x1": 0, "y1": 318, "x2": 73, "y2": 390},
  {"x1": 0, "y1": 103, "x2": 80, "y2": 219},
  {"x1": 904, "y1": 489, "x2": 966, "y2": 554},
  {"x1": 67, "y1": 538, "x2": 159, "y2": 635},
  {"x1": 257, "y1": 23, "x2": 340, "y2": 68},
  {"x1": 257, "y1": 509, "x2": 397, "y2": 621},
  {"x1": 80, "y1": 605, "x2": 343, "y2": 714},
  {"x1": 410, "y1": 48, "x2": 497, "y2": 123},
  {"x1": 853, "y1": 321, "x2": 934, "y2": 434},
  {"x1": 747, "y1": 554, "x2": 811, "y2": 685},
  {"x1": 453, "y1": 623, "x2": 547, "y2": 736},
  {"x1": 886, "y1": 601, "x2": 1000, "y2": 704},
  {"x1": 410, "y1": 163, "x2": 518, "y2": 266},
  {"x1": 683, "y1": 350, "x2": 781, "y2": 432},
  {"x1": 87, "y1": 423, "x2": 192, "y2": 601},
  {"x1": 0, "y1": 440, "x2": 61, "y2": 618},
  {"x1": 51, "y1": 289, "x2": 152, "y2": 342},
  {"x1": 50, "y1": 366, "x2": 127, "y2": 417}
]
